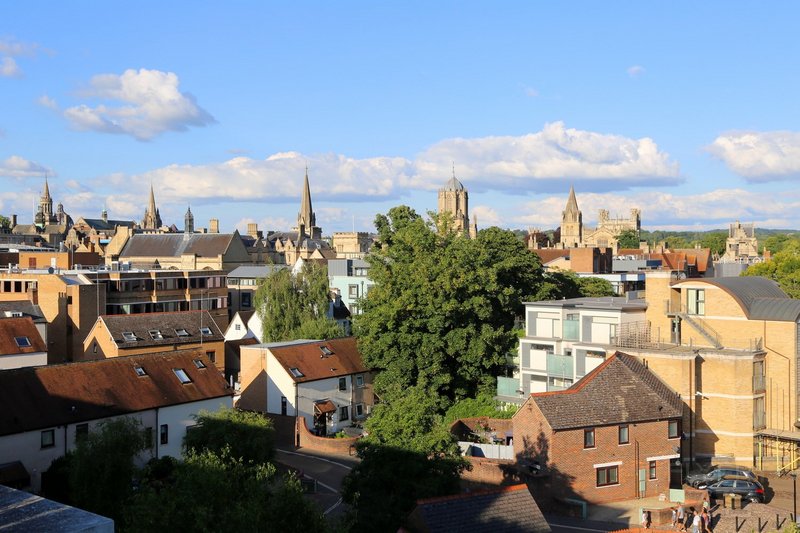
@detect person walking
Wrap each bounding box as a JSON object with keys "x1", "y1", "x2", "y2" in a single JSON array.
[
  {"x1": 671, "y1": 506, "x2": 678, "y2": 530},
  {"x1": 691, "y1": 508, "x2": 702, "y2": 533},
  {"x1": 676, "y1": 502, "x2": 686, "y2": 531},
  {"x1": 701, "y1": 509, "x2": 712, "y2": 532}
]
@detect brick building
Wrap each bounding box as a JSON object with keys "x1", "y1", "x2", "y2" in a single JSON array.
[{"x1": 513, "y1": 352, "x2": 683, "y2": 504}]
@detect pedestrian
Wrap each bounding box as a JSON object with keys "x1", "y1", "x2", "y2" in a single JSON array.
[
  {"x1": 701, "y1": 509, "x2": 711, "y2": 532},
  {"x1": 645, "y1": 510, "x2": 652, "y2": 529},
  {"x1": 671, "y1": 506, "x2": 678, "y2": 530},
  {"x1": 676, "y1": 503, "x2": 686, "y2": 531},
  {"x1": 691, "y1": 507, "x2": 702, "y2": 533}
]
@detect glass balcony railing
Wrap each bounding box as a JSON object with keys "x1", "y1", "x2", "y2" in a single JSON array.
[
  {"x1": 563, "y1": 319, "x2": 579, "y2": 341},
  {"x1": 547, "y1": 354, "x2": 573, "y2": 379},
  {"x1": 497, "y1": 376, "x2": 521, "y2": 397}
]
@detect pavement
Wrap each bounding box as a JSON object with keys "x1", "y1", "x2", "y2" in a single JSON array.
[{"x1": 274, "y1": 448, "x2": 358, "y2": 520}]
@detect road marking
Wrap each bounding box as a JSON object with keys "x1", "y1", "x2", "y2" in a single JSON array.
[
  {"x1": 324, "y1": 497, "x2": 343, "y2": 515},
  {"x1": 276, "y1": 448, "x2": 354, "y2": 471}
]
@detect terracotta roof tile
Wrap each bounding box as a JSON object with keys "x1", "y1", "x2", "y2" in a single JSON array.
[
  {"x1": 0, "y1": 349, "x2": 231, "y2": 436},
  {"x1": 0, "y1": 317, "x2": 46, "y2": 355},
  {"x1": 268, "y1": 337, "x2": 368, "y2": 382}
]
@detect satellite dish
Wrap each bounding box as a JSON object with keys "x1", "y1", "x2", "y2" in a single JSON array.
[{"x1": 47, "y1": 267, "x2": 54, "y2": 274}]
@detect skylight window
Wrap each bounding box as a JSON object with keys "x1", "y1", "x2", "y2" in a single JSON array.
[
  {"x1": 193, "y1": 359, "x2": 206, "y2": 369},
  {"x1": 149, "y1": 329, "x2": 164, "y2": 340},
  {"x1": 122, "y1": 331, "x2": 137, "y2": 342},
  {"x1": 175, "y1": 328, "x2": 190, "y2": 337},
  {"x1": 320, "y1": 346, "x2": 334, "y2": 357},
  {"x1": 173, "y1": 368, "x2": 192, "y2": 384},
  {"x1": 199, "y1": 327, "x2": 213, "y2": 336},
  {"x1": 134, "y1": 365, "x2": 147, "y2": 377},
  {"x1": 14, "y1": 336, "x2": 31, "y2": 348},
  {"x1": 289, "y1": 367, "x2": 304, "y2": 378}
]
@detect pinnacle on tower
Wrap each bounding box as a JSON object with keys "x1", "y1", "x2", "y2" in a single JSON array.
[{"x1": 297, "y1": 167, "x2": 316, "y2": 238}]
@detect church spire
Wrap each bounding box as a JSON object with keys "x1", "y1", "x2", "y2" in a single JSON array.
[
  {"x1": 43, "y1": 176, "x2": 51, "y2": 200},
  {"x1": 148, "y1": 183, "x2": 157, "y2": 214},
  {"x1": 297, "y1": 167, "x2": 316, "y2": 238},
  {"x1": 564, "y1": 185, "x2": 579, "y2": 217},
  {"x1": 141, "y1": 182, "x2": 162, "y2": 230}
]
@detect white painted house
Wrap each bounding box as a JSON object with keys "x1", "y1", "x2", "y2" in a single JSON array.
[
  {"x1": 239, "y1": 337, "x2": 374, "y2": 436},
  {"x1": 505, "y1": 296, "x2": 647, "y2": 399},
  {"x1": 0, "y1": 350, "x2": 232, "y2": 492}
]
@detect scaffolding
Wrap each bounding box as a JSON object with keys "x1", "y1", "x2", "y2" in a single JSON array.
[{"x1": 755, "y1": 429, "x2": 800, "y2": 475}]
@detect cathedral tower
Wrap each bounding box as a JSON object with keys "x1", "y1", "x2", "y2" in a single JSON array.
[
  {"x1": 141, "y1": 184, "x2": 162, "y2": 230},
  {"x1": 560, "y1": 185, "x2": 583, "y2": 248},
  {"x1": 438, "y1": 166, "x2": 476, "y2": 237},
  {"x1": 295, "y1": 168, "x2": 321, "y2": 240}
]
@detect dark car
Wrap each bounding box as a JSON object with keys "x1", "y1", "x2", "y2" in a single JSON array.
[
  {"x1": 686, "y1": 465, "x2": 757, "y2": 488},
  {"x1": 706, "y1": 475, "x2": 765, "y2": 503}
]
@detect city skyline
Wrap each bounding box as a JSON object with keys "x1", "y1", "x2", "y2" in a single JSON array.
[{"x1": 1, "y1": 2, "x2": 799, "y2": 234}]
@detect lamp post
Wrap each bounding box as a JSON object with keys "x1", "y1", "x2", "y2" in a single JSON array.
[{"x1": 791, "y1": 473, "x2": 797, "y2": 524}]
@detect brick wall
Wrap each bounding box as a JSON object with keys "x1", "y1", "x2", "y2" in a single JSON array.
[
  {"x1": 296, "y1": 417, "x2": 359, "y2": 456},
  {"x1": 514, "y1": 397, "x2": 679, "y2": 504}
]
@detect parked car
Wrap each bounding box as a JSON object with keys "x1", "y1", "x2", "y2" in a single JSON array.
[
  {"x1": 706, "y1": 475, "x2": 765, "y2": 503},
  {"x1": 685, "y1": 465, "x2": 757, "y2": 488}
]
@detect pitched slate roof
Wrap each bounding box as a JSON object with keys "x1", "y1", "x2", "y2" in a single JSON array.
[
  {"x1": 408, "y1": 484, "x2": 550, "y2": 533},
  {"x1": 227, "y1": 265, "x2": 286, "y2": 279},
  {"x1": 0, "y1": 350, "x2": 231, "y2": 437},
  {"x1": 267, "y1": 337, "x2": 368, "y2": 383},
  {"x1": 98, "y1": 310, "x2": 223, "y2": 348},
  {"x1": 530, "y1": 352, "x2": 683, "y2": 430},
  {"x1": 119, "y1": 233, "x2": 240, "y2": 258},
  {"x1": 0, "y1": 317, "x2": 46, "y2": 356},
  {"x1": 0, "y1": 301, "x2": 45, "y2": 323},
  {"x1": 78, "y1": 217, "x2": 136, "y2": 231}
]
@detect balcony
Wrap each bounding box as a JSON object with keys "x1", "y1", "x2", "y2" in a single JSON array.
[
  {"x1": 563, "y1": 319, "x2": 579, "y2": 341},
  {"x1": 547, "y1": 354, "x2": 573, "y2": 380}
]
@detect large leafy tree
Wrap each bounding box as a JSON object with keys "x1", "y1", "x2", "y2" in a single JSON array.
[
  {"x1": 184, "y1": 407, "x2": 275, "y2": 464},
  {"x1": 255, "y1": 262, "x2": 343, "y2": 342},
  {"x1": 743, "y1": 241, "x2": 800, "y2": 298},
  {"x1": 616, "y1": 229, "x2": 640, "y2": 249},
  {"x1": 356, "y1": 207, "x2": 543, "y2": 408}
]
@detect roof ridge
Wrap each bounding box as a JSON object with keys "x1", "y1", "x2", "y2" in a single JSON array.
[{"x1": 415, "y1": 483, "x2": 528, "y2": 505}]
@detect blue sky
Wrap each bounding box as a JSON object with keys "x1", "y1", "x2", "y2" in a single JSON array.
[{"x1": 1, "y1": 2, "x2": 799, "y2": 234}]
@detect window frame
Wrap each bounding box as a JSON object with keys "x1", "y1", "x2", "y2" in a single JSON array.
[
  {"x1": 75, "y1": 423, "x2": 89, "y2": 443},
  {"x1": 583, "y1": 428, "x2": 596, "y2": 449},
  {"x1": 355, "y1": 374, "x2": 365, "y2": 388},
  {"x1": 14, "y1": 336, "x2": 31, "y2": 348},
  {"x1": 173, "y1": 368, "x2": 192, "y2": 384},
  {"x1": 596, "y1": 465, "x2": 619, "y2": 487},
  {"x1": 618, "y1": 424, "x2": 629, "y2": 445},
  {"x1": 668, "y1": 419, "x2": 680, "y2": 439},
  {"x1": 338, "y1": 377, "x2": 347, "y2": 391},
  {"x1": 649, "y1": 460, "x2": 657, "y2": 480},
  {"x1": 160, "y1": 424, "x2": 168, "y2": 445},
  {"x1": 41, "y1": 429, "x2": 55, "y2": 449},
  {"x1": 339, "y1": 406, "x2": 349, "y2": 422}
]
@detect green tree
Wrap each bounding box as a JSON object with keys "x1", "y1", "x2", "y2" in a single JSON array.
[
  {"x1": 443, "y1": 392, "x2": 517, "y2": 423},
  {"x1": 341, "y1": 442, "x2": 465, "y2": 533},
  {"x1": 700, "y1": 231, "x2": 727, "y2": 256},
  {"x1": 577, "y1": 276, "x2": 615, "y2": 297},
  {"x1": 0, "y1": 215, "x2": 10, "y2": 230},
  {"x1": 356, "y1": 207, "x2": 543, "y2": 407},
  {"x1": 184, "y1": 407, "x2": 275, "y2": 464},
  {"x1": 126, "y1": 448, "x2": 326, "y2": 532},
  {"x1": 255, "y1": 262, "x2": 343, "y2": 342},
  {"x1": 68, "y1": 417, "x2": 151, "y2": 522},
  {"x1": 743, "y1": 241, "x2": 800, "y2": 298},
  {"x1": 616, "y1": 229, "x2": 640, "y2": 249},
  {"x1": 532, "y1": 269, "x2": 581, "y2": 301},
  {"x1": 763, "y1": 233, "x2": 800, "y2": 254}
]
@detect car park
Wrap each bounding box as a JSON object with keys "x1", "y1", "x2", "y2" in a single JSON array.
[
  {"x1": 685, "y1": 465, "x2": 757, "y2": 489},
  {"x1": 706, "y1": 475, "x2": 765, "y2": 503}
]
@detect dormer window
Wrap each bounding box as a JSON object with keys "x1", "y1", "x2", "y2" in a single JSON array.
[
  {"x1": 149, "y1": 330, "x2": 164, "y2": 340},
  {"x1": 193, "y1": 359, "x2": 206, "y2": 369},
  {"x1": 122, "y1": 331, "x2": 137, "y2": 342},
  {"x1": 134, "y1": 365, "x2": 147, "y2": 377},
  {"x1": 173, "y1": 368, "x2": 192, "y2": 384},
  {"x1": 200, "y1": 327, "x2": 212, "y2": 336},
  {"x1": 175, "y1": 328, "x2": 190, "y2": 337},
  {"x1": 14, "y1": 336, "x2": 31, "y2": 348}
]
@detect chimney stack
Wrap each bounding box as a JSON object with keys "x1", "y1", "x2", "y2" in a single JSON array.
[{"x1": 209, "y1": 218, "x2": 219, "y2": 234}]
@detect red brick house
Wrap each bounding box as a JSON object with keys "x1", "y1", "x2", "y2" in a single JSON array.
[{"x1": 513, "y1": 351, "x2": 684, "y2": 504}]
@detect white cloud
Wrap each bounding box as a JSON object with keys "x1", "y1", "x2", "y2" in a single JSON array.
[
  {"x1": 707, "y1": 130, "x2": 800, "y2": 180},
  {"x1": 37, "y1": 94, "x2": 58, "y2": 110},
  {"x1": 408, "y1": 121, "x2": 680, "y2": 191},
  {"x1": 235, "y1": 216, "x2": 293, "y2": 233},
  {"x1": 133, "y1": 151, "x2": 413, "y2": 204},
  {"x1": 512, "y1": 188, "x2": 800, "y2": 231},
  {"x1": 0, "y1": 57, "x2": 20, "y2": 77},
  {"x1": 0, "y1": 156, "x2": 52, "y2": 178},
  {"x1": 471, "y1": 205, "x2": 501, "y2": 227},
  {"x1": 63, "y1": 68, "x2": 215, "y2": 140},
  {"x1": 627, "y1": 65, "x2": 645, "y2": 78}
]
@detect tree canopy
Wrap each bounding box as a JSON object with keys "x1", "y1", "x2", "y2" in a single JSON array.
[
  {"x1": 356, "y1": 207, "x2": 544, "y2": 407},
  {"x1": 616, "y1": 229, "x2": 639, "y2": 249},
  {"x1": 184, "y1": 407, "x2": 275, "y2": 464},
  {"x1": 255, "y1": 262, "x2": 343, "y2": 342},
  {"x1": 743, "y1": 241, "x2": 800, "y2": 298}
]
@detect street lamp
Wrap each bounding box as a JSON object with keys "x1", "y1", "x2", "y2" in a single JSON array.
[{"x1": 791, "y1": 473, "x2": 797, "y2": 524}]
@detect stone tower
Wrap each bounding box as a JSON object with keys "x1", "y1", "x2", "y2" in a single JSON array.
[
  {"x1": 184, "y1": 206, "x2": 194, "y2": 234},
  {"x1": 35, "y1": 178, "x2": 55, "y2": 228},
  {"x1": 295, "y1": 168, "x2": 321, "y2": 240},
  {"x1": 438, "y1": 167, "x2": 476, "y2": 237},
  {"x1": 560, "y1": 185, "x2": 583, "y2": 248},
  {"x1": 141, "y1": 184, "x2": 162, "y2": 230}
]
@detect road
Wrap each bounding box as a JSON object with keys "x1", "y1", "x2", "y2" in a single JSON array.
[{"x1": 274, "y1": 448, "x2": 358, "y2": 518}]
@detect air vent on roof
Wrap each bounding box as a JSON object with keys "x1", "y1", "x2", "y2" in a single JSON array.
[
  {"x1": 122, "y1": 331, "x2": 137, "y2": 342},
  {"x1": 149, "y1": 329, "x2": 164, "y2": 340},
  {"x1": 289, "y1": 367, "x2": 304, "y2": 378},
  {"x1": 10, "y1": 312, "x2": 22, "y2": 318}
]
